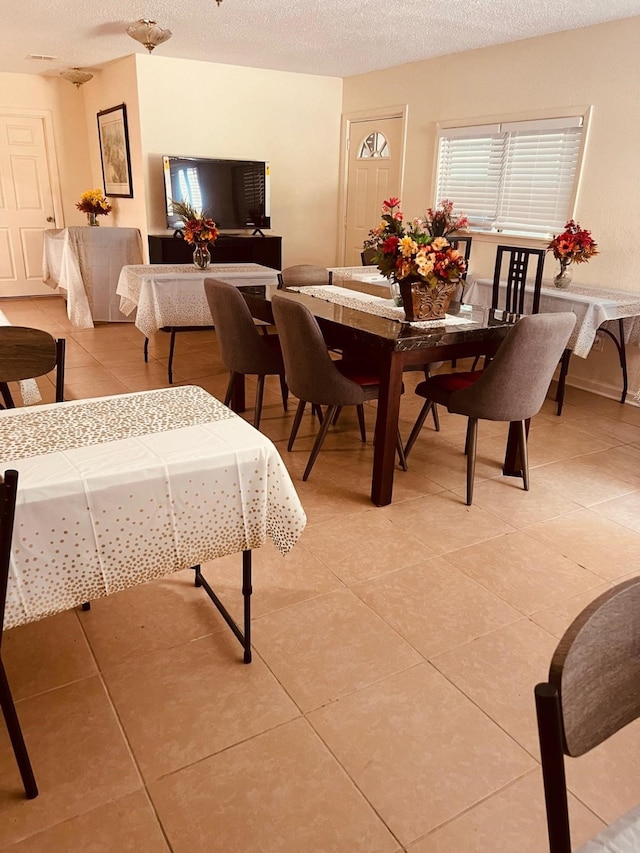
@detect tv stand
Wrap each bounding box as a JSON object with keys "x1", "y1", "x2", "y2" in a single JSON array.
[
  {"x1": 148, "y1": 234, "x2": 281, "y2": 269},
  {"x1": 252, "y1": 229, "x2": 265, "y2": 237}
]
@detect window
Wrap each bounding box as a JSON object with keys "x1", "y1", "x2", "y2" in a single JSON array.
[
  {"x1": 358, "y1": 132, "x2": 390, "y2": 159},
  {"x1": 435, "y1": 115, "x2": 586, "y2": 238}
]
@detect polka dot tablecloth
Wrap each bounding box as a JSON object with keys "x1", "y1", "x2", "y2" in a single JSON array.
[{"x1": 0, "y1": 386, "x2": 306, "y2": 629}]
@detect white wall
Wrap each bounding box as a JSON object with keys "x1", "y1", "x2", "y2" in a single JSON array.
[
  {"x1": 134, "y1": 55, "x2": 343, "y2": 267},
  {"x1": 342, "y1": 17, "x2": 640, "y2": 399}
]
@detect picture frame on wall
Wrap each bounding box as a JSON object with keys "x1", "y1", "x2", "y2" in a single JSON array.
[{"x1": 97, "y1": 103, "x2": 133, "y2": 198}]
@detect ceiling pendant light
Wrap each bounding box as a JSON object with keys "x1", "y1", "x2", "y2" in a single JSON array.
[
  {"x1": 60, "y1": 67, "x2": 93, "y2": 88},
  {"x1": 126, "y1": 19, "x2": 172, "y2": 53}
]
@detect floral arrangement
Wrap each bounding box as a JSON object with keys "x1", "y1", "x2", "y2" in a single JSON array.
[
  {"x1": 171, "y1": 200, "x2": 219, "y2": 245},
  {"x1": 547, "y1": 220, "x2": 598, "y2": 270},
  {"x1": 423, "y1": 199, "x2": 469, "y2": 238},
  {"x1": 76, "y1": 189, "x2": 112, "y2": 217},
  {"x1": 364, "y1": 198, "x2": 467, "y2": 288}
]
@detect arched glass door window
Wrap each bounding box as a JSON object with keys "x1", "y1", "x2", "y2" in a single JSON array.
[{"x1": 358, "y1": 132, "x2": 390, "y2": 159}]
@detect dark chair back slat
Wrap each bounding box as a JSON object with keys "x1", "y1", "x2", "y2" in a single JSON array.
[
  {"x1": 360, "y1": 247, "x2": 377, "y2": 266},
  {"x1": 492, "y1": 246, "x2": 545, "y2": 315}
]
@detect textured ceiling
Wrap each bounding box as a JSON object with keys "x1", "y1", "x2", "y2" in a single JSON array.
[{"x1": 3, "y1": 0, "x2": 640, "y2": 79}]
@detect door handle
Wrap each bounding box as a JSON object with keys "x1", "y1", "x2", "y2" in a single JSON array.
[{"x1": 46, "y1": 216, "x2": 55, "y2": 223}]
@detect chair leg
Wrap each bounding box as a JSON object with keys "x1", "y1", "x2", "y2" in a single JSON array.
[
  {"x1": 431, "y1": 403, "x2": 440, "y2": 432},
  {"x1": 312, "y1": 404, "x2": 323, "y2": 424},
  {"x1": 356, "y1": 404, "x2": 367, "y2": 442},
  {"x1": 518, "y1": 420, "x2": 530, "y2": 491},
  {"x1": 254, "y1": 376, "x2": 265, "y2": 430},
  {"x1": 555, "y1": 349, "x2": 571, "y2": 416},
  {"x1": 224, "y1": 373, "x2": 236, "y2": 407},
  {"x1": 167, "y1": 329, "x2": 177, "y2": 384},
  {"x1": 465, "y1": 417, "x2": 478, "y2": 506},
  {"x1": 0, "y1": 383, "x2": 14, "y2": 409},
  {"x1": 144, "y1": 337, "x2": 149, "y2": 363},
  {"x1": 332, "y1": 406, "x2": 342, "y2": 426},
  {"x1": 396, "y1": 429, "x2": 408, "y2": 472},
  {"x1": 303, "y1": 405, "x2": 338, "y2": 481},
  {"x1": 279, "y1": 374, "x2": 288, "y2": 412},
  {"x1": 535, "y1": 684, "x2": 572, "y2": 853},
  {"x1": 288, "y1": 400, "x2": 307, "y2": 451},
  {"x1": 0, "y1": 658, "x2": 38, "y2": 799},
  {"x1": 55, "y1": 338, "x2": 65, "y2": 402},
  {"x1": 404, "y1": 399, "x2": 434, "y2": 459}
]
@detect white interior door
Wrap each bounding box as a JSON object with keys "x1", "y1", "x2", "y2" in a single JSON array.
[
  {"x1": 343, "y1": 116, "x2": 403, "y2": 266},
  {"x1": 0, "y1": 114, "x2": 58, "y2": 297}
]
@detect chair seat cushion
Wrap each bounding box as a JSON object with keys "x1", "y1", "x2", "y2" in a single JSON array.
[
  {"x1": 336, "y1": 361, "x2": 382, "y2": 387},
  {"x1": 415, "y1": 370, "x2": 483, "y2": 404}
]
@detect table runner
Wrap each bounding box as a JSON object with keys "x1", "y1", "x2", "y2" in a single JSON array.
[
  {"x1": 288, "y1": 284, "x2": 476, "y2": 329},
  {"x1": 1, "y1": 385, "x2": 306, "y2": 629}
]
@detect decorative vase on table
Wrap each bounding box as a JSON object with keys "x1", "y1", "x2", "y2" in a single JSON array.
[
  {"x1": 398, "y1": 277, "x2": 458, "y2": 322},
  {"x1": 193, "y1": 242, "x2": 211, "y2": 270},
  {"x1": 87, "y1": 212, "x2": 99, "y2": 227},
  {"x1": 554, "y1": 261, "x2": 572, "y2": 289}
]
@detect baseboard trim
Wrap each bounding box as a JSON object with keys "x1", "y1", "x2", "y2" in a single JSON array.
[{"x1": 561, "y1": 375, "x2": 640, "y2": 408}]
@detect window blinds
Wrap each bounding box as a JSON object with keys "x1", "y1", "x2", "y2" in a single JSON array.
[{"x1": 436, "y1": 116, "x2": 584, "y2": 238}]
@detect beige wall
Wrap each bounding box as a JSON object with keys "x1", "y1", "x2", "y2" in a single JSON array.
[
  {"x1": 342, "y1": 17, "x2": 640, "y2": 398},
  {"x1": 134, "y1": 55, "x2": 343, "y2": 267}
]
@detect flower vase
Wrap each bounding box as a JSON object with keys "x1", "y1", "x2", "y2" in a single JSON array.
[
  {"x1": 398, "y1": 278, "x2": 457, "y2": 322},
  {"x1": 554, "y1": 262, "x2": 572, "y2": 289},
  {"x1": 193, "y1": 242, "x2": 211, "y2": 270},
  {"x1": 87, "y1": 212, "x2": 99, "y2": 226}
]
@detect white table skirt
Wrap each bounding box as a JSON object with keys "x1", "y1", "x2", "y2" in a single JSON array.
[
  {"x1": 43, "y1": 227, "x2": 143, "y2": 328},
  {"x1": 464, "y1": 278, "x2": 640, "y2": 358},
  {"x1": 117, "y1": 263, "x2": 279, "y2": 338},
  {"x1": 1, "y1": 385, "x2": 306, "y2": 629},
  {"x1": 577, "y1": 803, "x2": 640, "y2": 851}
]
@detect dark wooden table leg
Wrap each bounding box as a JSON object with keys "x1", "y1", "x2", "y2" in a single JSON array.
[
  {"x1": 503, "y1": 419, "x2": 530, "y2": 477},
  {"x1": 371, "y1": 353, "x2": 404, "y2": 506}
]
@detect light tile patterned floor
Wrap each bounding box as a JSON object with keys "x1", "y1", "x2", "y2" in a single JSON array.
[{"x1": 1, "y1": 294, "x2": 639, "y2": 850}]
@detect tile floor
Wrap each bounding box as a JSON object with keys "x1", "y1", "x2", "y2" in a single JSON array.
[{"x1": 1, "y1": 295, "x2": 640, "y2": 851}]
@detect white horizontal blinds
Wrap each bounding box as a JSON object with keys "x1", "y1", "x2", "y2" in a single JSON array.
[
  {"x1": 436, "y1": 115, "x2": 584, "y2": 237},
  {"x1": 436, "y1": 130, "x2": 503, "y2": 228}
]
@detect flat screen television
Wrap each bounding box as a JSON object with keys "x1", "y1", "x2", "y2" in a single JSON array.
[{"x1": 163, "y1": 155, "x2": 271, "y2": 231}]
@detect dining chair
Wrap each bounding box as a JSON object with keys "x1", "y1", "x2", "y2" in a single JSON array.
[
  {"x1": 535, "y1": 577, "x2": 640, "y2": 853},
  {"x1": 360, "y1": 247, "x2": 377, "y2": 266},
  {"x1": 448, "y1": 235, "x2": 472, "y2": 282},
  {"x1": 204, "y1": 279, "x2": 288, "y2": 429},
  {"x1": 0, "y1": 326, "x2": 65, "y2": 408},
  {"x1": 0, "y1": 469, "x2": 38, "y2": 799},
  {"x1": 277, "y1": 265, "x2": 333, "y2": 289},
  {"x1": 403, "y1": 312, "x2": 576, "y2": 505},
  {"x1": 271, "y1": 294, "x2": 407, "y2": 480}
]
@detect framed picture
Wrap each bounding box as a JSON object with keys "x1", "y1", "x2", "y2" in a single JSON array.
[{"x1": 97, "y1": 104, "x2": 133, "y2": 198}]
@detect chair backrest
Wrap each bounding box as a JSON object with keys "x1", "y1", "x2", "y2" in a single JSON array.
[
  {"x1": 277, "y1": 265, "x2": 333, "y2": 289},
  {"x1": 492, "y1": 245, "x2": 545, "y2": 314},
  {"x1": 0, "y1": 326, "x2": 65, "y2": 404},
  {"x1": 448, "y1": 312, "x2": 576, "y2": 422},
  {"x1": 361, "y1": 247, "x2": 377, "y2": 266},
  {"x1": 204, "y1": 278, "x2": 283, "y2": 376},
  {"x1": 448, "y1": 235, "x2": 472, "y2": 281},
  {"x1": 549, "y1": 577, "x2": 640, "y2": 757},
  {"x1": 271, "y1": 295, "x2": 364, "y2": 406},
  {"x1": 0, "y1": 470, "x2": 18, "y2": 646}
]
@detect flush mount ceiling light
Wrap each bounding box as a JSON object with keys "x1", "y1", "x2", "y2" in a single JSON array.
[
  {"x1": 60, "y1": 67, "x2": 93, "y2": 88},
  {"x1": 126, "y1": 19, "x2": 172, "y2": 53}
]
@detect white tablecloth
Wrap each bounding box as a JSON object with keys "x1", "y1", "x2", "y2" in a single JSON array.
[
  {"x1": 116, "y1": 263, "x2": 279, "y2": 338},
  {"x1": 0, "y1": 385, "x2": 306, "y2": 629},
  {"x1": 43, "y1": 226, "x2": 144, "y2": 328},
  {"x1": 464, "y1": 278, "x2": 640, "y2": 358}
]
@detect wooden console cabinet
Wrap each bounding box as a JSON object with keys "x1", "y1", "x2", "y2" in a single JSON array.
[{"x1": 148, "y1": 234, "x2": 282, "y2": 269}]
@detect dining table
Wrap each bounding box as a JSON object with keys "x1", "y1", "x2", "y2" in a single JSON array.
[
  {"x1": 464, "y1": 277, "x2": 640, "y2": 404},
  {"x1": 237, "y1": 274, "x2": 513, "y2": 506},
  {"x1": 0, "y1": 385, "x2": 306, "y2": 663}
]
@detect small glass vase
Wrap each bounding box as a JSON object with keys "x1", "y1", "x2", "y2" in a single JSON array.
[
  {"x1": 87, "y1": 212, "x2": 99, "y2": 226},
  {"x1": 193, "y1": 242, "x2": 211, "y2": 270},
  {"x1": 554, "y1": 263, "x2": 572, "y2": 289}
]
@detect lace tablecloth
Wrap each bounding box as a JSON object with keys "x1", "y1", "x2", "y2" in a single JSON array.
[
  {"x1": 465, "y1": 278, "x2": 640, "y2": 358},
  {"x1": 289, "y1": 285, "x2": 476, "y2": 329},
  {"x1": 117, "y1": 263, "x2": 279, "y2": 338},
  {"x1": 1, "y1": 385, "x2": 306, "y2": 629},
  {"x1": 43, "y1": 227, "x2": 143, "y2": 327}
]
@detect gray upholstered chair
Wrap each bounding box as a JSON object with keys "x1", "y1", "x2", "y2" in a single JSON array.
[
  {"x1": 277, "y1": 265, "x2": 333, "y2": 289},
  {"x1": 271, "y1": 294, "x2": 406, "y2": 480},
  {"x1": 0, "y1": 326, "x2": 65, "y2": 408},
  {"x1": 403, "y1": 312, "x2": 576, "y2": 505},
  {"x1": 204, "y1": 279, "x2": 287, "y2": 429},
  {"x1": 535, "y1": 577, "x2": 640, "y2": 853},
  {"x1": 0, "y1": 469, "x2": 38, "y2": 799}
]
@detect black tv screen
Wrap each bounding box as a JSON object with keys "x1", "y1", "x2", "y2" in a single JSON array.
[{"x1": 163, "y1": 155, "x2": 271, "y2": 230}]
